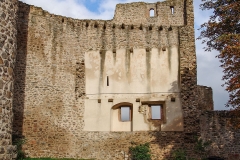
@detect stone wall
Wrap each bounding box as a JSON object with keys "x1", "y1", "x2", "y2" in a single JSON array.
[
  {"x1": 12, "y1": 0, "x2": 30, "y2": 139},
  {"x1": 197, "y1": 85, "x2": 213, "y2": 111},
  {"x1": 11, "y1": 0, "x2": 200, "y2": 159},
  {"x1": 178, "y1": 0, "x2": 199, "y2": 134},
  {"x1": 201, "y1": 111, "x2": 240, "y2": 160},
  {"x1": 113, "y1": 1, "x2": 184, "y2": 26},
  {"x1": 1, "y1": 0, "x2": 238, "y2": 159},
  {"x1": 0, "y1": 0, "x2": 18, "y2": 159}
]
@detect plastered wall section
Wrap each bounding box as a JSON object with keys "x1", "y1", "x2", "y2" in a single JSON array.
[{"x1": 84, "y1": 48, "x2": 183, "y2": 131}]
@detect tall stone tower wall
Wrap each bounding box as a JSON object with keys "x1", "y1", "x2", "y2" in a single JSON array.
[
  {"x1": 178, "y1": 0, "x2": 198, "y2": 133},
  {"x1": 7, "y1": 0, "x2": 219, "y2": 159},
  {"x1": 3, "y1": 0, "x2": 239, "y2": 159},
  {"x1": 0, "y1": 0, "x2": 18, "y2": 159}
]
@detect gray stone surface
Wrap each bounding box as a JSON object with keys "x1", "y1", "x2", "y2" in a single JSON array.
[{"x1": 0, "y1": 0, "x2": 18, "y2": 159}]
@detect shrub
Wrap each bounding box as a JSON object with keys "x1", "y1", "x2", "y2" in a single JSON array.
[
  {"x1": 129, "y1": 143, "x2": 151, "y2": 160},
  {"x1": 172, "y1": 149, "x2": 187, "y2": 160},
  {"x1": 12, "y1": 135, "x2": 26, "y2": 160},
  {"x1": 194, "y1": 138, "x2": 211, "y2": 154}
]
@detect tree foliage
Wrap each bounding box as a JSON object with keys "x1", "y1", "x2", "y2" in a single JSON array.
[{"x1": 198, "y1": 0, "x2": 240, "y2": 108}]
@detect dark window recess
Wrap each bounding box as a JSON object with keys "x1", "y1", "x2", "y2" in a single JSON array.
[{"x1": 107, "y1": 76, "x2": 109, "y2": 86}]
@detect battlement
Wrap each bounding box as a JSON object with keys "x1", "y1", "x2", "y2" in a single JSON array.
[
  {"x1": 113, "y1": 1, "x2": 185, "y2": 26},
  {"x1": 20, "y1": 0, "x2": 193, "y2": 27}
]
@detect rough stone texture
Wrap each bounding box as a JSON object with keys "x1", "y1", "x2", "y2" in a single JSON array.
[
  {"x1": 197, "y1": 85, "x2": 213, "y2": 111},
  {"x1": 201, "y1": 111, "x2": 240, "y2": 160},
  {"x1": 0, "y1": 0, "x2": 234, "y2": 159},
  {"x1": 11, "y1": 0, "x2": 201, "y2": 159},
  {"x1": 113, "y1": 1, "x2": 184, "y2": 26},
  {"x1": 178, "y1": 0, "x2": 198, "y2": 134},
  {"x1": 0, "y1": 0, "x2": 18, "y2": 159},
  {"x1": 12, "y1": 0, "x2": 30, "y2": 140}
]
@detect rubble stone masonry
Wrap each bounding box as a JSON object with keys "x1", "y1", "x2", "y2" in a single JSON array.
[
  {"x1": 0, "y1": 0, "x2": 18, "y2": 159},
  {"x1": 0, "y1": 0, "x2": 239, "y2": 159},
  {"x1": 197, "y1": 85, "x2": 213, "y2": 111},
  {"x1": 13, "y1": 0, "x2": 199, "y2": 159},
  {"x1": 201, "y1": 111, "x2": 240, "y2": 160}
]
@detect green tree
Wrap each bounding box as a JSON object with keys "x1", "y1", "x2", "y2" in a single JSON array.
[{"x1": 198, "y1": 0, "x2": 240, "y2": 108}]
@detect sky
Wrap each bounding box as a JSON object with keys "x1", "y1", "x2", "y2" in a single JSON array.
[{"x1": 19, "y1": 0, "x2": 229, "y2": 110}]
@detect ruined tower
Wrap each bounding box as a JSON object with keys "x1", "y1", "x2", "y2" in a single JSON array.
[
  {"x1": 0, "y1": 0, "x2": 207, "y2": 159},
  {"x1": 1, "y1": 0, "x2": 239, "y2": 159},
  {"x1": 0, "y1": 0, "x2": 18, "y2": 159}
]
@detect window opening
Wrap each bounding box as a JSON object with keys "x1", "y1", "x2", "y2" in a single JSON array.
[
  {"x1": 107, "y1": 76, "x2": 109, "y2": 86},
  {"x1": 170, "y1": 6, "x2": 174, "y2": 14},
  {"x1": 150, "y1": 9, "x2": 155, "y2": 17},
  {"x1": 151, "y1": 105, "x2": 161, "y2": 119},
  {"x1": 121, "y1": 107, "x2": 131, "y2": 121}
]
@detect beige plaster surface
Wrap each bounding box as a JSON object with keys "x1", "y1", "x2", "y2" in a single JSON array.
[
  {"x1": 84, "y1": 47, "x2": 183, "y2": 131},
  {"x1": 85, "y1": 47, "x2": 179, "y2": 95}
]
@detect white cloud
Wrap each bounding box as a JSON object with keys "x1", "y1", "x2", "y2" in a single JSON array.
[
  {"x1": 20, "y1": 0, "x2": 102, "y2": 19},
  {"x1": 20, "y1": 0, "x2": 163, "y2": 20}
]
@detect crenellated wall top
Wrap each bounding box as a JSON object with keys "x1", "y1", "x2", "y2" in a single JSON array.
[{"x1": 18, "y1": 0, "x2": 194, "y2": 27}]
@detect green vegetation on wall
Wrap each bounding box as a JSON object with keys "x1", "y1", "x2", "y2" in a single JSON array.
[{"x1": 129, "y1": 143, "x2": 151, "y2": 160}]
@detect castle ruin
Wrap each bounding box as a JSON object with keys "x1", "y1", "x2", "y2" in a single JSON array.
[{"x1": 0, "y1": 0, "x2": 240, "y2": 159}]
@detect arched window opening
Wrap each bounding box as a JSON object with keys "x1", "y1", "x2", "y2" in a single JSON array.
[
  {"x1": 111, "y1": 102, "x2": 133, "y2": 131},
  {"x1": 150, "y1": 9, "x2": 155, "y2": 17},
  {"x1": 112, "y1": 102, "x2": 133, "y2": 122}
]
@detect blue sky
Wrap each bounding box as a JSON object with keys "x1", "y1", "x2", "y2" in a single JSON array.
[{"x1": 20, "y1": 0, "x2": 229, "y2": 110}]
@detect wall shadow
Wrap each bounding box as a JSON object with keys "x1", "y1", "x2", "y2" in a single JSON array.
[
  {"x1": 147, "y1": 76, "x2": 199, "y2": 159},
  {"x1": 201, "y1": 111, "x2": 240, "y2": 159},
  {"x1": 12, "y1": 2, "x2": 30, "y2": 138}
]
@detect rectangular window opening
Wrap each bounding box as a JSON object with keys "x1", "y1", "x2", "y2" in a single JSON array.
[
  {"x1": 107, "y1": 76, "x2": 109, "y2": 86},
  {"x1": 151, "y1": 105, "x2": 161, "y2": 119},
  {"x1": 121, "y1": 107, "x2": 130, "y2": 121},
  {"x1": 170, "y1": 6, "x2": 174, "y2": 14}
]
